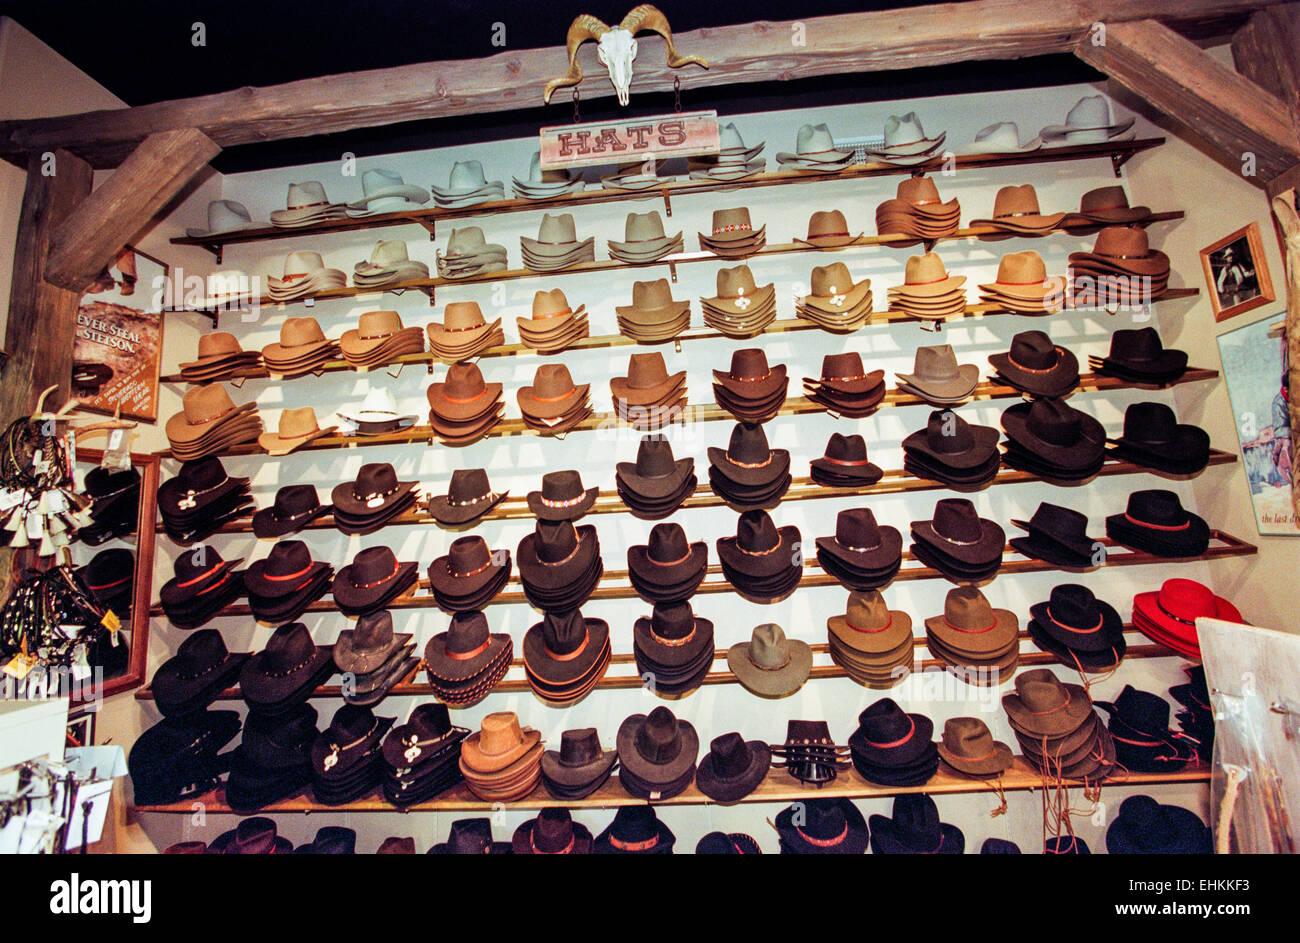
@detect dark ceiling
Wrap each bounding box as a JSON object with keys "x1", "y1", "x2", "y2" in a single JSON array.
[{"x1": 0, "y1": 0, "x2": 1111, "y2": 172}]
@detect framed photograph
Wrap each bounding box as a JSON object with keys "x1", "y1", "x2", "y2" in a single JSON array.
[
  {"x1": 1200, "y1": 222, "x2": 1275, "y2": 322},
  {"x1": 1217, "y1": 313, "x2": 1298, "y2": 536}
]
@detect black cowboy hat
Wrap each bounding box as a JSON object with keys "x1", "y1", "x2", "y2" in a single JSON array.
[
  {"x1": 616, "y1": 436, "x2": 695, "y2": 500},
  {"x1": 869, "y1": 794, "x2": 965, "y2": 854},
  {"x1": 517, "y1": 519, "x2": 601, "y2": 593},
  {"x1": 616, "y1": 706, "x2": 699, "y2": 786},
  {"x1": 911, "y1": 498, "x2": 1005, "y2": 566},
  {"x1": 151, "y1": 629, "x2": 250, "y2": 716},
  {"x1": 1110, "y1": 402, "x2": 1210, "y2": 474},
  {"x1": 810, "y1": 432, "x2": 884, "y2": 486},
  {"x1": 331, "y1": 546, "x2": 418, "y2": 615},
  {"x1": 633, "y1": 600, "x2": 715, "y2": 670},
  {"x1": 1104, "y1": 490, "x2": 1209, "y2": 557},
  {"x1": 423, "y1": 610, "x2": 512, "y2": 683},
  {"x1": 1001, "y1": 397, "x2": 1106, "y2": 470},
  {"x1": 1095, "y1": 685, "x2": 1198, "y2": 770},
  {"x1": 209, "y1": 817, "x2": 294, "y2": 855},
  {"x1": 310, "y1": 703, "x2": 395, "y2": 779},
  {"x1": 627, "y1": 523, "x2": 707, "y2": 599},
  {"x1": 716, "y1": 509, "x2": 801, "y2": 579},
  {"x1": 708, "y1": 422, "x2": 791, "y2": 488},
  {"x1": 526, "y1": 470, "x2": 598, "y2": 521},
  {"x1": 248, "y1": 569, "x2": 332, "y2": 626},
  {"x1": 815, "y1": 508, "x2": 903, "y2": 574},
  {"x1": 128, "y1": 710, "x2": 242, "y2": 805},
  {"x1": 1093, "y1": 327, "x2": 1187, "y2": 380},
  {"x1": 158, "y1": 545, "x2": 243, "y2": 611},
  {"x1": 1010, "y1": 502, "x2": 1101, "y2": 567},
  {"x1": 157, "y1": 457, "x2": 250, "y2": 521},
  {"x1": 244, "y1": 540, "x2": 331, "y2": 599},
  {"x1": 294, "y1": 826, "x2": 356, "y2": 855},
  {"x1": 1029, "y1": 584, "x2": 1125, "y2": 655},
  {"x1": 428, "y1": 536, "x2": 511, "y2": 611},
  {"x1": 774, "y1": 797, "x2": 869, "y2": 855},
  {"x1": 429, "y1": 818, "x2": 513, "y2": 855},
  {"x1": 988, "y1": 330, "x2": 1079, "y2": 396},
  {"x1": 695, "y1": 732, "x2": 770, "y2": 803},
  {"x1": 1106, "y1": 795, "x2": 1210, "y2": 854},
  {"x1": 541, "y1": 728, "x2": 618, "y2": 798},
  {"x1": 696, "y1": 832, "x2": 763, "y2": 854},
  {"x1": 331, "y1": 462, "x2": 418, "y2": 519},
  {"x1": 849, "y1": 698, "x2": 935, "y2": 768},
  {"x1": 240, "y1": 622, "x2": 335, "y2": 712},
  {"x1": 593, "y1": 805, "x2": 675, "y2": 854},
  {"x1": 427, "y1": 468, "x2": 507, "y2": 526},
  {"x1": 380, "y1": 702, "x2": 468, "y2": 771},
  {"x1": 512, "y1": 808, "x2": 594, "y2": 854},
  {"x1": 76, "y1": 547, "x2": 135, "y2": 613},
  {"x1": 901, "y1": 409, "x2": 1001, "y2": 470},
  {"x1": 252, "y1": 484, "x2": 331, "y2": 539},
  {"x1": 523, "y1": 609, "x2": 611, "y2": 687}
]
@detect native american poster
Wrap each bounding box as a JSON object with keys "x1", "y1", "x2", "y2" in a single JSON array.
[
  {"x1": 1217, "y1": 312, "x2": 1299, "y2": 536},
  {"x1": 72, "y1": 246, "x2": 166, "y2": 422}
]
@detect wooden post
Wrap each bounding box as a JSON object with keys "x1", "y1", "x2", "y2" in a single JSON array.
[{"x1": 1270, "y1": 189, "x2": 1300, "y2": 521}]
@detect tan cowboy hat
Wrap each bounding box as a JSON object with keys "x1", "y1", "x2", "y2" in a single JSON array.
[
  {"x1": 257, "y1": 406, "x2": 336, "y2": 456},
  {"x1": 615, "y1": 279, "x2": 690, "y2": 325},
  {"x1": 802, "y1": 261, "x2": 872, "y2": 313},
  {"x1": 261, "y1": 317, "x2": 335, "y2": 365},
  {"x1": 164, "y1": 384, "x2": 259, "y2": 447},
  {"x1": 827, "y1": 590, "x2": 914, "y2": 655},
  {"x1": 427, "y1": 301, "x2": 502, "y2": 349},
  {"x1": 969, "y1": 184, "x2": 1066, "y2": 233},
  {"x1": 924, "y1": 586, "x2": 1019, "y2": 657},
  {"x1": 339, "y1": 310, "x2": 422, "y2": 362},
  {"x1": 459, "y1": 712, "x2": 541, "y2": 773},
  {"x1": 795, "y1": 210, "x2": 864, "y2": 249},
  {"x1": 978, "y1": 252, "x2": 1064, "y2": 309},
  {"x1": 890, "y1": 252, "x2": 966, "y2": 298},
  {"x1": 701, "y1": 265, "x2": 775, "y2": 318},
  {"x1": 610, "y1": 352, "x2": 686, "y2": 407}
]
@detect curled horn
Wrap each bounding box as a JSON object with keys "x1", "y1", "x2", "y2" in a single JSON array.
[
  {"x1": 543, "y1": 14, "x2": 612, "y2": 103},
  {"x1": 618, "y1": 4, "x2": 709, "y2": 70}
]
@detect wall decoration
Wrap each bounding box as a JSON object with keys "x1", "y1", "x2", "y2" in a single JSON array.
[
  {"x1": 1200, "y1": 222, "x2": 1275, "y2": 322},
  {"x1": 540, "y1": 111, "x2": 719, "y2": 170},
  {"x1": 1217, "y1": 313, "x2": 1298, "y2": 535},
  {"x1": 72, "y1": 247, "x2": 166, "y2": 423}
]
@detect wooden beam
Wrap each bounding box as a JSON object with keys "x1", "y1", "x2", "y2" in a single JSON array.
[
  {"x1": 1231, "y1": 3, "x2": 1300, "y2": 116},
  {"x1": 0, "y1": 0, "x2": 1281, "y2": 167},
  {"x1": 1076, "y1": 18, "x2": 1300, "y2": 185},
  {"x1": 43, "y1": 128, "x2": 218, "y2": 293}
]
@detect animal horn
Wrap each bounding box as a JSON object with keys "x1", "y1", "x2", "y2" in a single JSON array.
[
  {"x1": 618, "y1": 4, "x2": 709, "y2": 70},
  {"x1": 543, "y1": 14, "x2": 612, "y2": 104}
]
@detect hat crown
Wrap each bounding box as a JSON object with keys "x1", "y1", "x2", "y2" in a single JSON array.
[
  {"x1": 904, "y1": 251, "x2": 950, "y2": 286},
  {"x1": 625, "y1": 352, "x2": 670, "y2": 390},
  {"x1": 1026, "y1": 398, "x2": 1082, "y2": 445},
  {"x1": 355, "y1": 387, "x2": 401, "y2": 416},
  {"x1": 735, "y1": 508, "x2": 780, "y2": 554},
  {"x1": 1157, "y1": 577, "x2": 1216, "y2": 621},
  {"x1": 532, "y1": 363, "x2": 576, "y2": 399},
  {"x1": 802, "y1": 800, "x2": 848, "y2": 841},
  {"x1": 912, "y1": 344, "x2": 960, "y2": 382},
  {"x1": 447, "y1": 468, "x2": 492, "y2": 504},
  {"x1": 532, "y1": 808, "x2": 577, "y2": 852},
  {"x1": 170, "y1": 544, "x2": 227, "y2": 584},
  {"x1": 1028, "y1": 503, "x2": 1089, "y2": 539},
  {"x1": 176, "y1": 455, "x2": 229, "y2": 492},
  {"x1": 810, "y1": 262, "x2": 853, "y2": 297},
  {"x1": 361, "y1": 168, "x2": 403, "y2": 192},
  {"x1": 1109, "y1": 684, "x2": 1171, "y2": 735},
  {"x1": 408, "y1": 702, "x2": 452, "y2": 741},
  {"x1": 973, "y1": 122, "x2": 1021, "y2": 147},
  {"x1": 272, "y1": 484, "x2": 320, "y2": 518},
  {"x1": 726, "y1": 421, "x2": 772, "y2": 466},
  {"x1": 352, "y1": 462, "x2": 400, "y2": 503},
  {"x1": 884, "y1": 111, "x2": 927, "y2": 147},
  {"x1": 348, "y1": 546, "x2": 400, "y2": 587},
  {"x1": 244, "y1": 703, "x2": 318, "y2": 752},
  {"x1": 823, "y1": 432, "x2": 868, "y2": 463},
  {"x1": 925, "y1": 409, "x2": 973, "y2": 454},
  {"x1": 262, "y1": 622, "x2": 316, "y2": 675},
  {"x1": 748, "y1": 622, "x2": 790, "y2": 669},
  {"x1": 276, "y1": 406, "x2": 320, "y2": 439},
  {"x1": 445, "y1": 226, "x2": 488, "y2": 253},
  {"x1": 634, "y1": 706, "x2": 684, "y2": 765},
  {"x1": 1065, "y1": 94, "x2": 1111, "y2": 129},
  {"x1": 442, "y1": 301, "x2": 486, "y2": 332},
  {"x1": 1126, "y1": 489, "x2": 1189, "y2": 528},
  {"x1": 932, "y1": 498, "x2": 985, "y2": 545},
  {"x1": 846, "y1": 590, "x2": 890, "y2": 630},
  {"x1": 942, "y1": 716, "x2": 996, "y2": 759},
  {"x1": 857, "y1": 698, "x2": 913, "y2": 743},
  {"x1": 943, "y1": 585, "x2": 996, "y2": 631},
  {"x1": 264, "y1": 539, "x2": 313, "y2": 578},
  {"x1": 281, "y1": 250, "x2": 325, "y2": 277},
  {"x1": 796, "y1": 123, "x2": 836, "y2": 154},
  {"x1": 181, "y1": 383, "x2": 239, "y2": 425},
  {"x1": 711, "y1": 207, "x2": 752, "y2": 232},
  {"x1": 1008, "y1": 330, "x2": 1058, "y2": 370},
  {"x1": 447, "y1": 535, "x2": 491, "y2": 577},
  {"x1": 646, "y1": 522, "x2": 690, "y2": 565},
  {"x1": 537, "y1": 212, "x2": 578, "y2": 243},
  {"x1": 1079, "y1": 185, "x2": 1131, "y2": 213},
  {"x1": 1014, "y1": 668, "x2": 1071, "y2": 713},
  {"x1": 717, "y1": 264, "x2": 759, "y2": 299},
  {"x1": 196, "y1": 332, "x2": 243, "y2": 359},
  {"x1": 709, "y1": 732, "x2": 753, "y2": 779},
  {"x1": 608, "y1": 805, "x2": 663, "y2": 844},
  {"x1": 718, "y1": 123, "x2": 746, "y2": 150},
  {"x1": 806, "y1": 210, "x2": 850, "y2": 240},
  {"x1": 446, "y1": 818, "x2": 495, "y2": 854},
  {"x1": 1110, "y1": 326, "x2": 1162, "y2": 361},
  {"x1": 351, "y1": 610, "x2": 395, "y2": 656},
  {"x1": 821, "y1": 351, "x2": 865, "y2": 381},
  {"x1": 279, "y1": 316, "x2": 327, "y2": 349},
  {"x1": 174, "y1": 628, "x2": 230, "y2": 677},
  {"x1": 230, "y1": 817, "x2": 281, "y2": 855},
  {"x1": 991, "y1": 184, "x2": 1042, "y2": 218},
  {"x1": 836, "y1": 507, "x2": 882, "y2": 550},
  {"x1": 541, "y1": 609, "x2": 588, "y2": 656},
  {"x1": 630, "y1": 278, "x2": 676, "y2": 309},
  {"x1": 650, "y1": 600, "x2": 695, "y2": 640},
  {"x1": 540, "y1": 469, "x2": 585, "y2": 503},
  {"x1": 1123, "y1": 402, "x2": 1176, "y2": 443},
  {"x1": 897, "y1": 175, "x2": 942, "y2": 205},
  {"x1": 82, "y1": 547, "x2": 134, "y2": 587},
  {"x1": 625, "y1": 211, "x2": 667, "y2": 242},
  {"x1": 890, "y1": 794, "x2": 943, "y2": 849},
  {"x1": 558, "y1": 727, "x2": 603, "y2": 766},
  {"x1": 326, "y1": 703, "x2": 377, "y2": 744},
  {"x1": 447, "y1": 160, "x2": 489, "y2": 190},
  {"x1": 477, "y1": 712, "x2": 526, "y2": 757},
  {"x1": 285, "y1": 181, "x2": 329, "y2": 209},
  {"x1": 996, "y1": 251, "x2": 1047, "y2": 284},
  {"x1": 531, "y1": 288, "x2": 572, "y2": 318},
  {"x1": 726, "y1": 347, "x2": 772, "y2": 381},
  {"x1": 534, "y1": 519, "x2": 579, "y2": 563},
  {"x1": 368, "y1": 240, "x2": 411, "y2": 266},
  {"x1": 443, "y1": 361, "x2": 488, "y2": 399},
  {"x1": 1092, "y1": 225, "x2": 1151, "y2": 259},
  {"x1": 1047, "y1": 583, "x2": 1099, "y2": 628},
  {"x1": 635, "y1": 436, "x2": 677, "y2": 478},
  {"x1": 446, "y1": 610, "x2": 490, "y2": 655},
  {"x1": 357, "y1": 309, "x2": 404, "y2": 339},
  {"x1": 206, "y1": 200, "x2": 252, "y2": 228}
]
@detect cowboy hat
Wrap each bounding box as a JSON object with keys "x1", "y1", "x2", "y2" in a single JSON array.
[{"x1": 727, "y1": 623, "x2": 812, "y2": 698}]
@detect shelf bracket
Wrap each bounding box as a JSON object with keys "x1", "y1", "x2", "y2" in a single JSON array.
[
  {"x1": 662, "y1": 189, "x2": 673, "y2": 218},
  {"x1": 1110, "y1": 149, "x2": 1133, "y2": 177},
  {"x1": 668, "y1": 261, "x2": 678, "y2": 283},
  {"x1": 416, "y1": 218, "x2": 437, "y2": 241},
  {"x1": 201, "y1": 242, "x2": 224, "y2": 265}
]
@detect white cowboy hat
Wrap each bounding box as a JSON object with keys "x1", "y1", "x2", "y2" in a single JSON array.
[
  {"x1": 267, "y1": 250, "x2": 347, "y2": 299},
  {"x1": 335, "y1": 387, "x2": 418, "y2": 431},
  {"x1": 187, "y1": 200, "x2": 266, "y2": 238},
  {"x1": 345, "y1": 169, "x2": 430, "y2": 215},
  {"x1": 353, "y1": 240, "x2": 430, "y2": 284},
  {"x1": 269, "y1": 181, "x2": 345, "y2": 227},
  {"x1": 431, "y1": 161, "x2": 505, "y2": 206},
  {"x1": 776, "y1": 124, "x2": 854, "y2": 166},
  {"x1": 512, "y1": 152, "x2": 583, "y2": 199},
  {"x1": 1039, "y1": 96, "x2": 1136, "y2": 144},
  {"x1": 956, "y1": 122, "x2": 1042, "y2": 155}
]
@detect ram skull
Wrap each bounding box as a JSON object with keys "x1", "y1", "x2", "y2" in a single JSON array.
[{"x1": 543, "y1": 5, "x2": 708, "y2": 107}]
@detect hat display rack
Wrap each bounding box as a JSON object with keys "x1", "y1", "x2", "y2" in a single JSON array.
[{"x1": 126, "y1": 120, "x2": 1249, "y2": 848}]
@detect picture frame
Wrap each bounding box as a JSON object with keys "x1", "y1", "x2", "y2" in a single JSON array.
[{"x1": 1200, "y1": 222, "x2": 1275, "y2": 322}]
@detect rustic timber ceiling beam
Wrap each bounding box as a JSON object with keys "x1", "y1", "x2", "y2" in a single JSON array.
[{"x1": 0, "y1": 0, "x2": 1283, "y2": 168}]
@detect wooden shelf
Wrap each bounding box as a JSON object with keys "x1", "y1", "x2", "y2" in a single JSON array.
[
  {"x1": 130, "y1": 759, "x2": 1210, "y2": 815},
  {"x1": 145, "y1": 529, "x2": 1257, "y2": 620},
  {"x1": 166, "y1": 448, "x2": 1238, "y2": 539},
  {"x1": 169, "y1": 137, "x2": 1169, "y2": 259},
  {"x1": 154, "y1": 363, "x2": 1219, "y2": 460}
]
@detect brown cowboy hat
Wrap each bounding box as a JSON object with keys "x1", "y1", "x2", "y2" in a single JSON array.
[
  {"x1": 924, "y1": 586, "x2": 1019, "y2": 656},
  {"x1": 795, "y1": 209, "x2": 864, "y2": 248},
  {"x1": 164, "y1": 384, "x2": 259, "y2": 447},
  {"x1": 427, "y1": 362, "x2": 503, "y2": 422},
  {"x1": 610, "y1": 351, "x2": 685, "y2": 407},
  {"x1": 827, "y1": 590, "x2": 914, "y2": 654},
  {"x1": 1001, "y1": 668, "x2": 1095, "y2": 737},
  {"x1": 258, "y1": 406, "x2": 336, "y2": 456},
  {"x1": 460, "y1": 712, "x2": 541, "y2": 773}
]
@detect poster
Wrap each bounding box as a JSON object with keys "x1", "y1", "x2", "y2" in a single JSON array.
[
  {"x1": 72, "y1": 247, "x2": 166, "y2": 422},
  {"x1": 1217, "y1": 312, "x2": 1298, "y2": 536}
]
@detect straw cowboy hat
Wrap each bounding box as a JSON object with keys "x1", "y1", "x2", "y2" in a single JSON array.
[
  {"x1": 776, "y1": 123, "x2": 854, "y2": 169},
  {"x1": 345, "y1": 169, "x2": 429, "y2": 214},
  {"x1": 270, "y1": 181, "x2": 345, "y2": 227},
  {"x1": 267, "y1": 250, "x2": 348, "y2": 299},
  {"x1": 796, "y1": 210, "x2": 865, "y2": 249},
  {"x1": 956, "y1": 121, "x2": 1041, "y2": 155},
  {"x1": 1039, "y1": 95, "x2": 1135, "y2": 144},
  {"x1": 188, "y1": 200, "x2": 266, "y2": 238}
]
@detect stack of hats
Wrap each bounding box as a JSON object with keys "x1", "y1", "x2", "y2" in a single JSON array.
[
  {"x1": 512, "y1": 151, "x2": 583, "y2": 200},
  {"x1": 796, "y1": 261, "x2": 874, "y2": 332},
  {"x1": 608, "y1": 211, "x2": 682, "y2": 263},
  {"x1": 222, "y1": 705, "x2": 319, "y2": 812},
  {"x1": 431, "y1": 160, "x2": 504, "y2": 208},
  {"x1": 1001, "y1": 397, "x2": 1105, "y2": 483},
  {"x1": 521, "y1": 213, "x2": 595, "y2": 272},
  {"x1": 848, "y1": 699, "x2": 938, "y2": 785},
  {"x1": 802, "y1": 352, "x2": 886, "y2": 417},
  {"x1": 76, "y1": 548, "x2": 136, "y2": 621},
  {"x1": 1028, "y1": 583, "x2": 1127, "y2": 672},
  {"x1": 712, "y1": 349, "x2": 788, "y2": 422},
  {"x1": 827, "y1": 591, "x2": 915, "y2": 686},
  {"x1": 600, "y1": 159, "x2": 669, "y2": 191},
  {"x1": 1068, "y1": 226, "x2": 1170, "y2": 302},
  {"x1": 1089, "y1": 326, "x2": 1188, "y2": 384},
  {"x1": 768, "y1": 720, "x2": 851, "y2": 785},
  {"x1": 707, "y1": 422, "x2": 791, "y2": 509},
  {"x1": 426, "y1": 301, "x2": 504, "y2": 362},
  {"x1": 816, "y1": 508, "x2": 902, "y2": 591},
  {"x1": 270, "y1": 182, "x2": 345, "y2": 228},
  {"x1": 245, "y1": 540, "x2": 333, "y2": 625},
  {"x1": 869, "y1": 795, "x2": 964, "y2": 854},
  {"x1": 989, "y1": 330, "x2": 1079, "y2": 396},
  {"x1": 936, "y1": 717, "x2": 1013, "y2": 779},
  {"x1": 331, "y1": 546, "x2": 418, "y2": 617},
  {"x1": 896, "y1": 344, "x2": 979, "y2": 406},
  {"x1": 428, "y1": 535, "x2": 511, "y2": 613},
  {"x1": 1109, "y1": 402, "x2": 1210, "y2": 475},
  {"x1": 517, "y1": 363, "x2": 592, "y2": 435},
  {"x1": 518, "y1": 288, "x2": 589, "y2": 353},
  {"x1": 888, "y1": 252, "x2": 967, "y2": 323},
  {"x1": 459, "y1": 712, "x2": 542, "y2": 802},
  {"x1": 616, "y1": 437, "x2": 695, "y2": 519},
  {"x1": 1010, "y1": 503, "x2": 1103, "y2": 569},
  {"x1": 239, "y1": 622, "x2": 337, "y2": 716},
  {"x1": 864, "y1": 112, "x2": 946, "y2": 166},
  {"x1": 330, "y1": 463, "x2": 419, "y2": 535},
  {"x1": 165, "y1": 384, "x2": 262, "y2": 460},
  {"x1": 178, "y1": 333, "x2": 262, "y2": 383},
  {"x1": 517, "y1": 518, "x2": 603, "y2": 612},
  {"x1": 875, "y1": 176, "x2": 961, "y2": 244},
  {"x1": 633, "y1": 600, "x2": 715, "y2": 696},
  {"x1": 809, "y1": 433, "x2": 883, "y2": 489},
  {"x1": 970, "y1": 184, "x2": 1065, "y2": 238},
  {"x1": 774, "y1": 797, "x2": 869, "y2": 854},
  {"x1": 1171, "y1": 665, "x2": 1214, "y2": 758},
  {"x1": 695, "y1": 833, "x2": 762, "y2": 854},
  {"x1": 776, "y1": 123, "x2": 854, "y2": 172},
  {"x1": 924, "y1": 586, "x2": 1021, "y2": 683},
  {"x1": 150, "y1": 629, "x2": 249, "y2": 717},
  {"x1": 627, "y1": 522, "x2": 707, "y2": 604},
  {"x1": 335, "y1": 388, "x2": 418, "y2": 437},
  {"x1": 523, "y1": 608, "x2": 611, "y2": 705},
  {"x1": 435, "y1": 227, "x2": 508, "y2": 279},
  {"x1": 688, "y1": 123, "x2": 764, "y2": 181},
  {"x1": 527, "y1": 469, "x2": 597, "y2": 522},
  {"x1": 697, "y1": 208, "x2": 766, "y2": 258},
  {"x1": 267, "y1": 251, "x2": 347, "y2": 301},
  {"x1": 901, "y1": 409, "x2": 1001, "y2": 489},
  {"x1": 1096, "y1": 685, "x2": 1198, "y2": 773},
  {"x1": 379, "y1": 703, "x2": 468, "y2": 806},
  {"x1": 593, "y1": 806, "x2": 675, "y2": 854},
  {"x1": 158, "y1": 546, "x2": 245, "y2": 629},
  {"x1": 257, "y1": 407, "x2": 335, "y2": 456},
  {"x1": 1106, "y1": 490, "x2": 1210, "y2": 559},
  {"x1": 615, "y1": 278, "x2": 690, "y2": 343},
  {"x1": 351, "y1": 240, "x2": 429, "y2": 288},
  {"x1": 728, "y1": 623, "x2": 812, "y2": 698},
  {"x1": 128, "y1": 710, "x2": 240, "y2": 805},
  {"x1": 80, "y1": 466, "x2": 141, "y2": 544},
  {"x1": 1060, "y1": 185, "x2": 1153, "y2": 234},
  {"x1": 512, "y1": 808, "x2": 594, "y2": 855},
  {"x1": 422, "y1": 610, "x2": 512, "y2": 706},
  {"x1": 910, "y1": 498, "x2": 1005, "y2": 582},
  {"x1": 700, "y1": 264, "x2": 776, "y2": 337},
  {"x1": 1130, "y1": 577, "x2": 1242, "y2": 659},
  {"x1": 541, "y1": 728, "x2": 618, "y2": 800},
  {"x1": 978, "y1": 251, "x2": 1064, "y2": 314},
  {"x1": 611, "y1": 352, "x2": 687, "y2": 430},
  {"x1": 1002, "y1": 668, "x2": 1115, "y2": 780},
  {"x1": 695, "y1": 732, "x2": 770, "y2": 803},
  {"x1": 253, "y1": 484, "x2": 330, "y2": 539},
  {"x1": 616, "y1": 707, "x2": 698, "y2": 800},
  {"x1": 795, "y1": 209, "x2": 863, "y2": 249},
  {"x1": 261, "y1": 317, "x2": 339, "y2": 378},
  {"x1": 426, "y1": 468, "x2": 506, "y2": 529},
  {"x1": 339, "y1": 310, "x2": 424, "y2": 369},
  {"x1": 427, "y1": 362, "x2": 504, "y2": 445},
  {"x1": 717, "y1": 510, "x2": 801, "y2": 601},
  {"x1": 309, "y1": 704, "x2": 393, "y2": 805},
  {"x1": 1106, "y1": 795, "x2": 1211, "y2": 854},
  {"x1": 332, "y1": 610, "x2": 417, "y2": 706},
  {"x1": 429, "y1": 819, "x2": 511, "y2": 854}
]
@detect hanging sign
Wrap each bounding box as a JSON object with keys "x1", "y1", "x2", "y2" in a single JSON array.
[{"x1": 539, "y1": 110, "x2": 719, "y2": 170}]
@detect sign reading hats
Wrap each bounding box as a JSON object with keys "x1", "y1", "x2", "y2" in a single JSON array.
[{"x1": 539, "y1": 110, "x2": 719, "y2": 169}]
